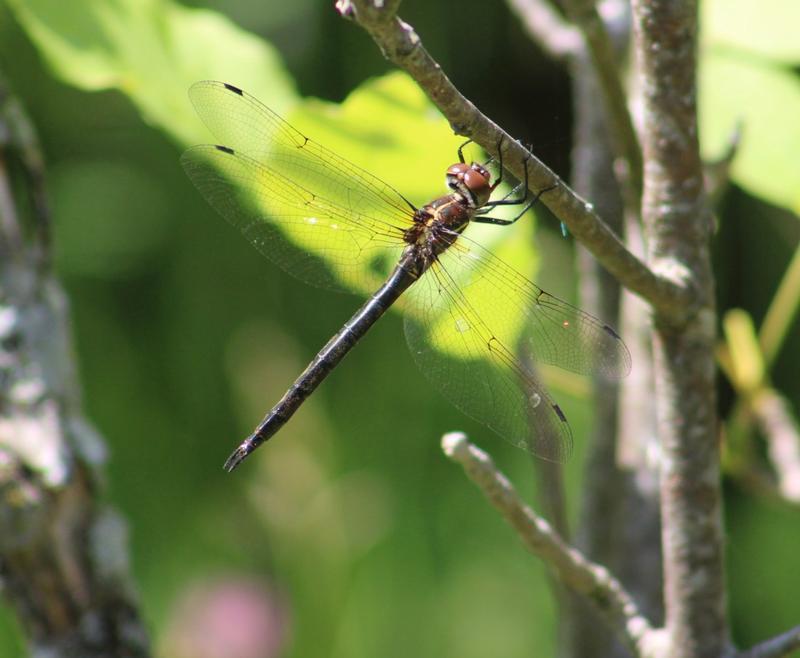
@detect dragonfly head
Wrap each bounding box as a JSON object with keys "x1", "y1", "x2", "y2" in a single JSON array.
[{"x1": 446, "y1": 162, "x2": 493, "y2": 209}]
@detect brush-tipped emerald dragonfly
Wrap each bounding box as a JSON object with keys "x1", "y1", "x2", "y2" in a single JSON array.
[{"x1": 181, "y1": 81, "x2": 631, "y2": 471}]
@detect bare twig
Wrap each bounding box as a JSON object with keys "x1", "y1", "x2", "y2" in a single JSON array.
[
  {"x1": 441, "y1": 432, "x2": 655, "y2": 656},
  {"x1": 739, "y1": 624, "x2": 800, "y2": 658},
  {"x1": 754, "y1": 389, "x2": 800, "y2": 503},
  {"x1": 337, "y1": 0, "x2": 692, "y2": 318},
  {"x1": 720, "y1": 309, "x2": 800, "y2": 504},
  {"x1": 704, "y1": 124, "x2": 741, "y2": 210},
  {"x1": 630, "y1": 1, "x2": 727, "y2": 657},
  {"x1": 567, "y1": 30, "x2": 633, "y2": 656},
  {"x1": 0, "y1": 80, "x2": 50, "y2": 266},
  {"x1": 0, "y1": 80, "x2": 151, "y2": 658},
  {"x1": 561, "y1": 0, "x2": 643, "y2": 206},
  {"x1": 0, "y1": 158, "x2": 22, "y2": 258},
  {"x1": 504, "y1": 0, "x2": 582, "y2": 60}
]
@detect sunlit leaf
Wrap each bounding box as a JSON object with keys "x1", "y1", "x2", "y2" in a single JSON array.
[
  {"x1": 289, "y1": 72, "x2": 470, "y2": 207},
  {"x1": 702, "y1": 0, "x2": 800, "y2": 63},
  {"x1": 6, "y1": 0, "x2": 296, "y2": 144},
  {"x1": 699, "y1": 51, "x2": 800, "y2": 213}
]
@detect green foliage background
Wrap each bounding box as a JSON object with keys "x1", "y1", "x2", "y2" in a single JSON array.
[{"x1": 1, "y1": 0, "x2": 799, "y2": 657}]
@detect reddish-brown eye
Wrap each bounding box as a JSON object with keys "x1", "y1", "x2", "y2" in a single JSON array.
[
  {"x1": 446, "y1": 163, "x2": 469, "y2": 178},
  {"x1": 463, "y1": 165, "x2": 492, "y2": 206},
  {"x1": 474, "y1": 163, "x2": 491, "y2": 180},
  {"x1": 446, "y1": 162, "x2": 469, "y2": 190},
  {"x1": 445, "y1": 161, "x2": 493, "y2": 207},
  {"x1": 463, "y1": 168, "x2": 487, "y2": 189}
]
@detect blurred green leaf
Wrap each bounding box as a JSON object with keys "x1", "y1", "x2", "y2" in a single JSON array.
[
  {"x1": 289, "y1": 72, "x2": 468, "y2": 208},
  {"x1": 51, "y1": 159, "x2": 171, "y2": 277},
  {"x1": 702, "y1": 0, "x2": 800, "y2": 63},
  {"x1": 722, "y1": 308, "x2": 764, "y2": 393},
  {"x1": 6, "y1": 0, "x2": 297, "y2": 144},
  {"x1": 699, "y1": 50, "x2": 800, "y2": 213}
]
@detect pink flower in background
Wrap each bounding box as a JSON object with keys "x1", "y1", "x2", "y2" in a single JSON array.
[{"x1": 160, "y1": 576, "x2": 290, "y2": 658}]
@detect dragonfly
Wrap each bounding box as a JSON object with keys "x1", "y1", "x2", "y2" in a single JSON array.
[{"x1": 181, "y1": 81, "x2": 631, "y2": 472}]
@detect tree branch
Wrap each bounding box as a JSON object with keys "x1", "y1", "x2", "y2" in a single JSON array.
[
  {"x1": 336, "y1": 0, "x2": 692, "y2": 318},
  {"x1": 567, "y1": 24, "x2": 633, "y2": 657},
  {"x1": 0, "y1": 79, "x2": 151, "y2": 658},
  {"x1": 504, "y1": 0, "x2": 582, "y2": 60},
  {"x1": 630, "y1": 1, "x2": 728, "y2": 656},
  {"x1": 561, "y1": 0, "x2": 644, "y2": 205},
  {"x1": 719, "y1": 308, "x2": 800, "y2": 505},
  {"x1": 739, "y1": 625, "x2": 800, "y2": 658},
  {"x1": 755, "y1": 389, "x2": 800, "y2": 503},
  {"x1": 441, "y1": 432, "x2": 655, "y2": 656}
]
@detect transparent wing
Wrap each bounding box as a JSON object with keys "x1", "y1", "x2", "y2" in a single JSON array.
[
  {"x1": 405, "y1": 256, "x2": 573, "y2": 462},
  {"x1": 181, "y1": 144, "x2": 405, "y2": 292},
  {"x1": 188, "y1": 80, "x2": 417, "y2": 232},
  {"x1": 441, "y1": 234, "x2": 632, "y2": 380},
  {"x1": 403, "y1": 231, "x2": 631, "y2": 462}
]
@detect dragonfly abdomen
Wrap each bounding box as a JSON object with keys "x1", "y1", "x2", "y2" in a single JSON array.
[{"x1": 224, "y1": 262, "x2": 419, "y2": 471}]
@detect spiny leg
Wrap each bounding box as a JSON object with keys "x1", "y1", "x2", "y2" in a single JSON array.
[
  {"x1": 478, "y1": 145, "x2": 533, "y2": 217},
  {"x1": 475, "y1": 171, "x2": 558, "y2": 226},
  {"x1": 488, "y1": 134, "x2": 507, "y2": 190},
  {"x1": 457, "y1": 139, "x2": 473, "y2": 164}
]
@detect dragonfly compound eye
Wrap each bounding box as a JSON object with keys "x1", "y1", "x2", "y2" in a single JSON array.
[
  {"x1": 446, "y1": 162, "x2": 470, "y2": 190},
  {"x1": 463, "y1": 165, "x2": 492, "y2": 207}
]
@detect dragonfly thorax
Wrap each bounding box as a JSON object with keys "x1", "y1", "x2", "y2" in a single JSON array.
[
  {"x1": 401, "y1": 193, "x2": 476, "y2": 277},
  {"x1": 446, "y1": 162, "x2": 493, "y2": 209}
]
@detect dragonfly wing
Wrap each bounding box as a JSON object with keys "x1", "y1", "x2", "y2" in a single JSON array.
[
  {"x1": 403, "y1": 232, "x2": 629, "y2": 461},
  {"x1": 404, "y1": 250, "x2": 573, "y2": 462},
  {"x1": 181, "y1": 144, "x2": 404, "y2": 292},
  {"x1": 442, "y1": 234, "x2": 631, "y2": 380},
  {"x1": 188, "y1": 81, "x2": 417, "y2": 232}
]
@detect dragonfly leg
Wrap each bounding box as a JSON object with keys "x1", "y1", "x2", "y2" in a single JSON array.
[
  {"x1": 474, "y1": 180, "x2": 557, "y2": 226},
  {"x1": 482, "y1": 144, "x2": 531, "y2": 212},
  {"x1": 487, "y1": 134, "x2": 507, "y2": 189},
  {"x1": 457, "y1": 139, "x2": 473, "y2": 164}
]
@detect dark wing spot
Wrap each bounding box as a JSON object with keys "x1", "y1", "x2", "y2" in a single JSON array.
[
  {"x1": 223, "y1": 83, "x2": 244, "y2": 96},
  {"x1": 552, "y1": 403, "x2": 567, "y2": 422},
  {"x1": 602, "y1": 324, "x2": 622, "y2": 339},
  {"x1": 215, "y1": 145, "x2": 235, "y2": 155}
]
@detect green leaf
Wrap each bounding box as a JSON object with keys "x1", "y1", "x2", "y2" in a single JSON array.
[
  {"x1": 699, "y1": 50, "x2": 800, "y2": 213},
  {"x1": 701, "y1": 0, "x2": 800, "y2": 63},
  {"x1": 289, "y1": 72, "x2": 469, "y2": 208},
  {"x1": 6, "y1": 0, "x2": 297, "y2": 144}
]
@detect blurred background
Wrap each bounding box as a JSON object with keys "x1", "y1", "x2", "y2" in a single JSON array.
[{"x1": 1, "y1": 0, "x2": 799, "y2": 657}]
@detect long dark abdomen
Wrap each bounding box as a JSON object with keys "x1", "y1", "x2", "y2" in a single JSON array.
[{"x1": 224, "y1": 261, "x2": 419, "y2": 471}]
